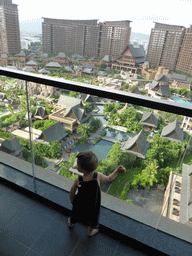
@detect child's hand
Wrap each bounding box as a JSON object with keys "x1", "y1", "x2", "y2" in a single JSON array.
[{"x1": 117, "y1": 165, "x2": 126, "y2": 174}]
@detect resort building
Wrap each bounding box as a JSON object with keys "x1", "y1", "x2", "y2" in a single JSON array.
[
  {"x1": 131, "y1": 86, "x2": 141, "y2": 94},
  {"x1": 121, "y1": 130, "x2": 149, "y2": 159},
  {"x1": 49, "y1": 95, "x2": 88, "y2": 132},
  {"x1": 26, "y1": 60, "x2": 39, "y2": 71},
  {"x1": 160, "y1": 119, "x2": 184, "y2": 143},
  {"x1": 141, "y1": 111, "x2": 159, "y2": 131},
  {"x1": 176, "y1": 25, "x2": 192, "y2": 75},
  {"x1": 146, "y1": 22, "x2": 185, "y2": 70},
  {"x1": 34, "y1": 106, "x2": 48, "y2": 120},
  {"x1": 112, "y1": 44, "x2": 145, "y2": 73},
  {"x1": 42, "y1": 18, "x2": 131, "y2": 60},
  {"x1": 167, "y1": 73, "x2": 192, "y2": 91},
  {"x1": 162, "y1": 164, "x2": 192, "y2": 224},
  {"x1": 40, "y1": 122, "x2": 68, "y2": 143},
  {"x1": 155, "y1": 84, "x2": 171, "y2": 98},
  {"x1": 45, "y1": 62, "x2": 63, "y2": 70},
  {"x1": 0, "y1": 0, "x2": 21, "y2": 54},
  {"x1": 142, "y1": 64, "x2": 169, "y2": 81},
  {"x1": 80, "y1": 94, "x2": 96, "y2": 105},
  {"x1": 2, "y1": 121, "x2": 25, "y2": 133},
  {"x1": 0, "y1": 137, "x2": 24, "y2": 157}
]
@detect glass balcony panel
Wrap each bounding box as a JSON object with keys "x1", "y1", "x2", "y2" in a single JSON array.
[
  {"x1": 1, "y1": 68, "x2": 192, "y2": 247},
  {"x1": 0, "y1": 76, "x2": 35, "y2": 191}
]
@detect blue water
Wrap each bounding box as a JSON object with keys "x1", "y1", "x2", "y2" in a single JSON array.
[
  {"x1": 170, "y1": 96, "x2": 192, "y2": 106},
  {"x1": 71, "y1": 140, "x2": 114, "y2": 160},
  {"x1": 104, "y1": 127, "x2": 131, "y2": 141},
  {"x1": 95, "y1": 105, "x2": 131, "y2": 141},
  {"x1": 95, "y1": 115, "x2": 108, "y2": 125},
  {"x1": 97, "y1": 105, "x2": 104, "y2": 113}
]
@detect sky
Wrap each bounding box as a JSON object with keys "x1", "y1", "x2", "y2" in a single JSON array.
[{"x1": 14, "y1": 0, "x2": 192, "y2": 35}]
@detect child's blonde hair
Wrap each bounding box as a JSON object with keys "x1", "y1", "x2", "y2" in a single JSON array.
[{"x1": 76, "y1": 150, "x2": 98, "y2": 173}]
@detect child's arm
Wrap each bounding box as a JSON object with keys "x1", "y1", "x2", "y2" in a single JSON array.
[
  {"x1": 69, "y1": 177, "x2": 79, "y2": 203},
  {"x1": 98, "y1": 165, "x2": 126, "y2": 183}
]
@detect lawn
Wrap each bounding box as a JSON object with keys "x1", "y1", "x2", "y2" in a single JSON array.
[
  {"x1": 183, "y1": 152, "x2": 192, "y2": 165},
  {"x1": 107, "y1": 151, "x2": 192, "y2": 199},
  {"x1": 107, "y1": 167, "x2": 141, "y2": 198}
]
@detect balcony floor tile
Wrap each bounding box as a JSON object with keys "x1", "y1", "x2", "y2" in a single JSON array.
[{"x1": 0, "y1": 179, "x2": 157, "y2": 256}]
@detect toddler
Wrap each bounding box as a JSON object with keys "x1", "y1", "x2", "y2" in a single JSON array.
[{"x1": 68, "y1": 150, "x2": 126, "y2": 236}]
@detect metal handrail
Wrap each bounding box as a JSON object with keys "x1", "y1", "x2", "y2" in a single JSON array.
[{"x1": 1, "y1": 67, "x2": 192, "y2": 117}]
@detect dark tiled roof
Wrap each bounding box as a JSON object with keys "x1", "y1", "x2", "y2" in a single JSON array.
[
  {"x1": 42, "y1": 122, "x2": 68, "y2": 142},
  {"x1": 64, "y1": 66, "x2": 73, "y2": 72},
  {"x1": 57, "y1": 52, "x2": 66, "y2": 58},
  {"x1": 131, "y1": 86, "x2": 141, "y2": 94},
  {"x1": 23, "y1": 67, "x2": 36, "y2": 72},
  {"x1": 82, "y1": 64, "x2": 96, "y2": 69},
  {"x1": 45, "y1": 62, "x2": 63, "y2": 68},
  {"x1": 26, "y1": 60, "x2": 39, "y2": 66},
  {"x1": 121, "y1": 130, "x2": 149, "y2": 158},
  {"x1": 142, "y1": 61, "x2": 150, "y2": 68},
  {"x1": 134, "y1": 57, "x2": 146, "y2": 63},
  {"x1": 141, "y1": 112, "x2": 159, "y2": 128},
  {"x1": 167, "y1": 73, "x2": 192, "y2": 84},
  {"x1": 1, "y1": 137, "x2": 25, "y2": 156},
  {"x1": 34, "y1": 106, "x2": 48, "y2": 118},
  {"x1": 17, "y1": 51, "x2": 26, "y2": 57},
  {"x1": 149, "y1": 81, "x2": 159, "y2": 89},
  {"x1": 156, "y1": 84, "x2": 171, "y2": 97},
  {"x1": 81, "y1": 94, "x2": 96, "y2": 102},
  {"x1": 160, "y1": 119, "x2": 184, "y2": 142},
  {"x1": 129, "y1": 44, "x2": 145, "y2": 58},
  {"x1": 58, "y1": 95, "x2": 82, "y2": 107},
  {"x1": 157, "y1": 74, "x2": 170, "y2": 83},
  {"x1": 102, "y1": 55, "x2": 111, "y2": 62},
  {"x1": 38, "y1": 67, "x2": 49, "y2": 74}
]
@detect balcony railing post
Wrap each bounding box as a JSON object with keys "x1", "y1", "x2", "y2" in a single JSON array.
[{"x1": 25, "y1": 81, "x2": 37, "y2": 193}]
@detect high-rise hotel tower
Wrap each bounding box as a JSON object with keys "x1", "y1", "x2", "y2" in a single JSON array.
[
  {"x1": 0, "y1": 0, "x2": 21, "y2": 54},
  {"x1": 176, "y1": 25, "x2": 192, "y2": 75},
  {"x1": 42, "y1": 18, "x2": 131, "y2": 60},
  {"x1": 146, "y1": 22, "x2": 185, "y2": 70}
]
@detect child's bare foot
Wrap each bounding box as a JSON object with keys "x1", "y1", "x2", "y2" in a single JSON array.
[{"x1": 88, "y1": 226, "x2": 99, "y2": 236}]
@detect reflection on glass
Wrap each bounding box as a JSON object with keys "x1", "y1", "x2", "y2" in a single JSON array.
[
  {"x1": 0, "y1": 77, "x2": 31, "y2": 163},
  {"x1": 1, "y1": 68, "x2": 192, "y2": 232}
]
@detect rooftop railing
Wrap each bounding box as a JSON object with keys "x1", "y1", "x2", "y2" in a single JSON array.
[{"x1": 1, "y1": 67, "x2": 192, "y2": 255}]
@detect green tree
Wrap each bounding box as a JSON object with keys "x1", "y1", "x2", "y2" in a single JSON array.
[
  {"x1": 49, "y1": 141, "x2": 62, "y2": 159},
  {"x1": 96, "y1": 159, "x2": 116, "y2": 176},
  {"x1": 107, "y1": 142, "x2": 136, "y2": 169},
  {"x1": 145, "y1": 134, "x2": 184, "y2": 168},
  {"x1": 89, "y1": 117, "x2": 102, "y2": 133},
  {"x1": 83, "y1": 101, "x2": 92, "y2": 113},
  {"x1": 77, "y1": 123, "x2": 91, "y2": 136}
]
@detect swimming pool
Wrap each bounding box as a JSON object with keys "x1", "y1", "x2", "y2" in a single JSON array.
[
  {"x1": 170, "y1": 95, "x2": 192, "y2": 106},
  {"x1": 104, "y1": 127, "x2": 131, "y2": 141},
  {"x1": 71, "y1": 139, "x2": 114, "y2": 160}
]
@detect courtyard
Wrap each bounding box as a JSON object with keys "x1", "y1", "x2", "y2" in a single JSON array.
[{"x1": 126, "y1": 186, "x2": 165, "y2": 215}]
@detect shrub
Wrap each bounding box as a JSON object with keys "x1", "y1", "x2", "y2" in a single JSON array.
[{"x1": 94, "y1": 137, "x2": 101, "y2": 144}]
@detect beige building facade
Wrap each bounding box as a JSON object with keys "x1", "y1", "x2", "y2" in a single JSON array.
[
  {"x1": 0, "y1": 0, "x2": 21, "y2": 54},
  {"x1": 42, "y1": 19, "x2": 131, "y2": 60},
  {"x1": 146, "y1": 22, "x2": 185, "y2": 71},
  {"x1": 176, "y1": 25, "x2": 192, "y2": 75}
]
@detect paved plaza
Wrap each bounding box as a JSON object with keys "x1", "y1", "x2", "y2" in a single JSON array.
[{"x1": 126, "y1": 186, "x2": 165, "y2": 215}]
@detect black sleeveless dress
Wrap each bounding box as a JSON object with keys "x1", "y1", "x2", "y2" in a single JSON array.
[{"x1": 70, "y1": 172, "x2": 101, "y2": 229}]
